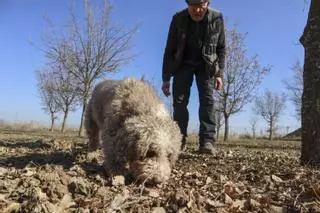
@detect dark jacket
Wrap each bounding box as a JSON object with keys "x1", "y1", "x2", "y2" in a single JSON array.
[{"x1": 162, "y1": 7, "x2": 226, "y2": 82}]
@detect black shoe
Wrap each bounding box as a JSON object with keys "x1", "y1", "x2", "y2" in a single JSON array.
[
  {"x1": 198, "y1": 142, "x2": 216, "y2": 155},
  {"x1": 180, "y1": 137, "x2": 187, "y2": 151},
  {"x1": 181, "y1": 144, "x2": 186, "y2": 152}
]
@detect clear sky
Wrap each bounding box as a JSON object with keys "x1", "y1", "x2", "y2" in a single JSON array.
[{"x1": 0, "y1": 0, "x2": 309, "y2": 134}]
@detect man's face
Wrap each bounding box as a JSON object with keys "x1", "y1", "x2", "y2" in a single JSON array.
[{"x1": 187, "y1": 1, "x2": 209, "y2": 22}]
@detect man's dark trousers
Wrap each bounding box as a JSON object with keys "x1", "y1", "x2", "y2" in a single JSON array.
[{"x1": 172, "y1": 62, "x2": 216, "y2": 148}]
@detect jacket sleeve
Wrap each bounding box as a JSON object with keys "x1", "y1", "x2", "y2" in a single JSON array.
[
  {"x1": 162, "y1": 15, "x2": 177, "y2": 82},
  {"x1": 215, "y1": 14, "x2": 226, "y2": 78}
]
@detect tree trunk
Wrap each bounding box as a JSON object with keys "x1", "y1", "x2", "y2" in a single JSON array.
[
  {"x1": 252, "y1": 128, "x2": 256, "y2": 140},
  {"x1": 78, "y1": 96, "x2": 88, "y2": 137},
  {"x1": 300, "y1": 0, "x2": 320, "y2": 166},
  {"x1": 224, "y1": 115, "x2": 229, "y2": 141},
  {"x1": 50, "y1": 112, "x2": 55, "y2": 132},
  {"x1": 216, "y1": 125, "x2": 221, "y2": 141},
  {"x1": 61, "y1": 108, "x2": 69, "y2": 133},
  {"x1": 269, "y1": 120, "x2": 273, "y2": 141}
]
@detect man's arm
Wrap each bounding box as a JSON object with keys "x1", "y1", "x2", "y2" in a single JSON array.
[
  {"x1": 215, "y1": 13, "x2": 226, "y2": 78},
  {"x1": 162, "y1": 15, "x2": 177, "y2": 82}
]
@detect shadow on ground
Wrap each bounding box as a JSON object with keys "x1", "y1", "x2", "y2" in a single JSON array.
[
  {"x1": 0, "y1": 139, "x2": 53, "y2": 149},
  {"x1": 0, "y1": 146, "x2": 103, "y2": 177},
  {"x1": 0, "y1": 151, "x2": 74, "y2": 169}
]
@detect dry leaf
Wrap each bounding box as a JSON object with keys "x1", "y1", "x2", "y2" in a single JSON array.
[
  {"x1": 111, "y1": 175, "x2": 125, "y2": 187},
  {"x1": 152, "y1": 207, "x2": 166, "y2": 213},
  {"x1": 2, "y1": 202, "x2": 20, "y2": 213},
  {"x1": 271, "y1": 175, "x2": 283, "y2": 183},
  {"x1": 206, "y1": 199, "x2": 226, "y2": 208}
]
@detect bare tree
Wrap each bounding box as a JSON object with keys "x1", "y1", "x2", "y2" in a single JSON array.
[
  {"x1": 36, "y1": 70, "x2": 60, "y2": 131},
  {"x1": 215, "y1": 25, "x2": 270, "y2": 141},
  {"x1": 213, "y1": 97, "x2": 224, "y2": 141},
  {"x1": 300, "y1": 0, "x2": 320, "y2": 166},
  {"x1": 42, "y1": 0, "x2": 138, "y2": 136},
  {"x1": 249, "y1": 116, "x2": 259, "y2": 140},
  {"x1": 283, "y1": 60, "x2": 303, "y2": 121},
  {"x1": 215, "y1": 112, "x2": 224, "y2": 141},
  {"x1": 254, "y1": 90, "x2": 286, "y2": 140},
  {"x1": 50, "y1": 63, "x2": 79, "y2": 132}
]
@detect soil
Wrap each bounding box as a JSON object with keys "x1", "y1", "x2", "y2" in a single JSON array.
[{"x1": 0, "y1": 131, "x2": 320, "y2": 213}]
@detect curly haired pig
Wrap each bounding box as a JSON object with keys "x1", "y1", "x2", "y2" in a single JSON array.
[{"x1": 85, "y1": 78, "x2": 182, "y2": 185}]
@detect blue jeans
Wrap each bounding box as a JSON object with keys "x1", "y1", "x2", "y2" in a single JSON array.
[{"x1": 172, "y1": 62, "x2": 216, "y2": 147}]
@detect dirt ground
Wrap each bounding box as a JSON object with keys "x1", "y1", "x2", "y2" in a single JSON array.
[{"x1": 0, "y1": 130, "x2": 320, "y2": 213}]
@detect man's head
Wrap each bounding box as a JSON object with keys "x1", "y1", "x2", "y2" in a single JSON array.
[{"x1": 186, "y1": 0, "x2": 209, "y2": 22}]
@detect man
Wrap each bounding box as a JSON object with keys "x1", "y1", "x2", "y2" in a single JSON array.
[{"x1": 161, "y1": 0, "x2": 225, "y2": 154}]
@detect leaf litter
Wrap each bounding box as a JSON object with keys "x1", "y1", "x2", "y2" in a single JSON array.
[{"x1": 1, "y1": 134, "x2": 320, "y2": 213}]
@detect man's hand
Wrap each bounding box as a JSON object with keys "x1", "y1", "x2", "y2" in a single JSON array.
[
  {"x1": 162, "y1": 81, "x2": 171, "y2": 97},
  {"x1": 215, "y1": 77, "x2": 223, "y2": 90}
]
